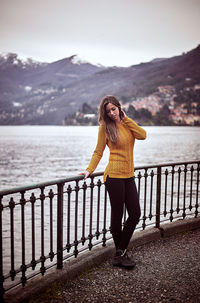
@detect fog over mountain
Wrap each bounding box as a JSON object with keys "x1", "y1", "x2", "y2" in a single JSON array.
[{"x1": 0, "y1": 45, "x2": 200, "y2": 125}]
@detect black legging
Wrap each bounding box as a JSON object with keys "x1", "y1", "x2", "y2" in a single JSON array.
[{"x1": 105, "y1": 176, "x2": 141, "y2": 251}]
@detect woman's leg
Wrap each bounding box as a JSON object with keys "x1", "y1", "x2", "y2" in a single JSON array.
[
  {"x1": 118, "y1": 177, "x2": 141, "y2": 251},
  {"x1": 105, "y1": 177, "x2": 125, "y2": 249}
]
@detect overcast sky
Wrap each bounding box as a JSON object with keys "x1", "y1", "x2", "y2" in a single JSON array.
[{"x1": 0, "y1": 0, "x2": 200, "y2": 66}]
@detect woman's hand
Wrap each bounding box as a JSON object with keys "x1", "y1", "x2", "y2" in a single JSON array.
[
  {"x1": 121, "y1": 110, "x2": 127, "y2": 119},
  {"x1": 79, "y1": 170, "x2": 90, "y2": 180}
]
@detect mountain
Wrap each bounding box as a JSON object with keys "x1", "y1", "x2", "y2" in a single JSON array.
[
  {"x1": 0, "y1": 53, "x2": 106, "y2": 124},
  {"x1": 0, "y1": 45, "x2": 200, "y2": 125}
]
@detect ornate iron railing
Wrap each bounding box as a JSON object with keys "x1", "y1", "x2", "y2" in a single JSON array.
[{"x1": 0, "y1": 160, "x2": 199, "y2": 300}]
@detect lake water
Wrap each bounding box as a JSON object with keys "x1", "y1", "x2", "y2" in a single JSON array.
[{"x1": 0, "y1": 125, "x2": 200, "y2": 190}]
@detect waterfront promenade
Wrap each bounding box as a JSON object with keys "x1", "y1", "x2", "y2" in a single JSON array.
[{"x1": 5, "y1": 217, "x2": 200, "y2": 303}]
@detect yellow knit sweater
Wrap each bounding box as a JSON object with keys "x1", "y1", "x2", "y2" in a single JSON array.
[{"x1": 86, "y1": 116, "x2": 146, "y2": 182}]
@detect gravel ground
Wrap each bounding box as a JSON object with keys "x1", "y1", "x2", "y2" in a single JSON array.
[{"x1": 29, "y1": 229, "x2": 200, "y2": 303}]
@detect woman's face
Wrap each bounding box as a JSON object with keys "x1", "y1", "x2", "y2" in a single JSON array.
[{"x1": 105, "y1": 102, "x2": 120, "y2": 123}]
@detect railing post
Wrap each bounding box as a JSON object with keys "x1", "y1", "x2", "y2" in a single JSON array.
[
  {"x1": 156, "y1": 166, "x2": 162, "y2": 228},
  {"x1": 0, "y1": 196, "x2": 4, "y2": 303},
  {"x1": 57, "y1": 183, "x2": 64, "y2": 269},
  {"x1": 195, "y1": 162, "x2": 200, "y2": 218}
]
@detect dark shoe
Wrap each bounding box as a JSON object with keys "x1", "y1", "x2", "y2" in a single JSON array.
[
  {"x1": 113, "y1": 249, "x2": 136, "y2": 268},
  {"x1": 112, "y1": 249, "x2": 124, "y2": 266}
]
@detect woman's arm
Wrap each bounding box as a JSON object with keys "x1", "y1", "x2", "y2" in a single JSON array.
[
  {"x1": 80, "y1": 125, "x2": 107, "y2": 179},
  {"x1": 122, "y1": 115, "x2": 147, "y2": 140}
]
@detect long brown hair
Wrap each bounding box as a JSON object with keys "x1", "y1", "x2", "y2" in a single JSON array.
[{"x1": 99, "y1": 95, "x2": 123, "y2": 143}]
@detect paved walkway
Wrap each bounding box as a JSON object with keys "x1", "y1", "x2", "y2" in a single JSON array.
[{"x1": 28, "y1": 228, "x2": 200, "y2": 303}]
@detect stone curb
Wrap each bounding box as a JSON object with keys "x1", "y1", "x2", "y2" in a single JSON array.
[
  {"x1": 4, "y1": 216, "x2": 200, "y2": 303},
  {"x1": 159, "y1": 216, "x2": 200, "y2": 237}
]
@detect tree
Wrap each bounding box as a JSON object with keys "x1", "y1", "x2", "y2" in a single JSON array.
[
  {"x1": 138, "y1": 108, "x2": 152, "y2": 120},
  {"x1": 153, "y1": 104, "x2": 174, "y2": 125},
  {"x1": 126, "y1": 105, "x2": 152, "y2": 125},
  {"x1": 126, "y1": 105, "x2": 138, "y2": 119},
  {"x1": 82, "y1": 103, "x2": 97, "y2": 114}
]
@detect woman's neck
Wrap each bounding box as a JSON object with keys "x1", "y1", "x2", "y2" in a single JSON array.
[{"x1": 115, "y1": 117, "x2": 121, "y2": 124}]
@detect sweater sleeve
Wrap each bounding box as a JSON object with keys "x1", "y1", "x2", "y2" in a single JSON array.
[
  {"x1": 86, "y1": 125, "x2": 107, "y2": 174},
  {"x1": 122, "y1": 116, "x2": 147, "y2": 140}
]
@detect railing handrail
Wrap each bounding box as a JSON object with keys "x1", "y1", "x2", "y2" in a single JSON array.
[{"x1": 0, "y1": 160, "x2": 199, "y2": 196}]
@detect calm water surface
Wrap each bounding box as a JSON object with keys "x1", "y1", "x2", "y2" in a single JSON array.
[{"x1": 0, "y1": 125, "x2": 200, "y2": 190}]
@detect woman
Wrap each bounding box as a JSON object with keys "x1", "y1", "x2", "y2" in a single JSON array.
[{"x1": 80, "y1": 95, "x2": 146, "y2": 268}]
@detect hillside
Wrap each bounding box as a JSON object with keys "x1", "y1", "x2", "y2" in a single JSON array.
[{"x1": 0, "y1": 45, "x2": 200, "y2": 125}]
